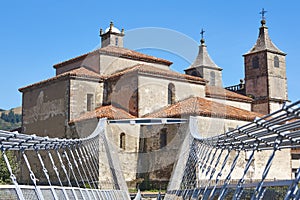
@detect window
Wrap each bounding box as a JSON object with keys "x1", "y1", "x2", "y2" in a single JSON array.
[
  {"x1": 160, "y1": 128, "x2": 167, "y2": 148},
  {"x1": 210, "y1": 71, "x2": 216, "y2": 86},
  {"x1": 252, "y1": 56, "x2": 259, "y2": 69},
  {"x1": 168, "y1": 83, "x2": 175, "y2": 105},
  {"x1": 191, "y1": 71, "x2": 199, "y2": 77},
  {"x1": 120, "y1": 132, "x2": 125, "y2": 150},
  {"x1": 292, "y1": 154, "x2": 300, "y2": 159},
  {"x1": 115, "y1": 37, "x2": 119, "y2": 46},
  {"x1": 86, "y1": 94, "x2": 94, "y2": 111},
  {"x1": 274, "y1": 56, "x2": 279, "y2": 68}
]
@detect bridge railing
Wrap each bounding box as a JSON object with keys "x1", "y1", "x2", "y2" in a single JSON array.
[
  {"x1": 0, "y1": 119, "x2": 130, "y2": 200},
  {"x1": 165, "y1": 100, "x2": 300, "y2": 200}
]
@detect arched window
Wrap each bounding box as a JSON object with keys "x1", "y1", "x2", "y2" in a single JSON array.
[
  {"x1": 115, "y1": 37, "x2": 119, "y2": 46},
  {"x1": 210, "y1": 71, "x2": 216, "y2": 86},
  {"x1": 168, "y1": 83, "x2": 175, "y2": 105},
  {"x1": 274, "y1": 56, "x2": 279, "y2": 68},
  {"x1": 252, "y1": 56, "x2": 259, "y2": 69},
  {"x1": 120, "y1": 132, "x2": 125, "y2": 150},
  {"x1": 160, "y1": 128, "x2": 167, "y2": 148}
]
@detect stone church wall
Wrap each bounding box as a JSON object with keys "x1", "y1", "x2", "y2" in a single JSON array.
[
  {"x1": 22, "y1": 79, "x2": 69, "y2": 137},
  {"x1": 69, "y1": 79, "x2": 103, "y2": 120},
  {"x1": 137, "y1": 123, "x2": 189, "y2": 189},
  {"x1": 267, "y1": 53, "x2": 287, "y2": 100},
  {"x1": 244, "y1": 54, "x2": 268, "y2": 99},
  {"x1": 68, "y1": 117, "x2": 99, "y2": 138},
  {"x1": 99, "y1": 54, "x2": 169, "y2": 75},
  {"x1": 106, "y1": 123, "x2": 141, "y2": 186},
  {"x1": 55, "y1": 52, "x2": 100, "y2": 75},
  {"x1": 138, "y1": 75, "x2": 205, "y2": 116},
  {"x1": 202, "y1": 67, "x2": 222, "y2": 87},
  {"x1": 206, "y1": 97, "x2": 252, "y2": 111},
  {"x1": 105, "y1": 73, "x2": 138, "y2": 116}
]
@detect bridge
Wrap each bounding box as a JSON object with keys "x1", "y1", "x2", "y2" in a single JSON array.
[
  {"x1": 1, "y1": 101, "x2": 300, "y2": 199},
  {"x1": 0, "y1": 119, "x2": 129, "y2": 200},
  {"x1": 165, "y1": 100, "x2": 300, "y2": 200}
]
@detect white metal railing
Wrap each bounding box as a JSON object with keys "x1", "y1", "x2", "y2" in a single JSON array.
[
  {"x1": 0, "y1": 119, "x2": 130, "y2": 200},
  {"x1": 166, "y1": 100, "x2": 300, "y2": 200}
]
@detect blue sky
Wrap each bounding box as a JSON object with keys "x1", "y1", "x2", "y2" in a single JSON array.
[{"x1": 1, "y1": 1, "x2": 300, "y2": 110}]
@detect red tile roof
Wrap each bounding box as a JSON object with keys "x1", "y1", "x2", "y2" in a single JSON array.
[
  {"x1": 206, "y1": 86, "x2": 253, "y2": 103},
  {"x1": 70, "y1": 105, "x2": 135, "y2": 123},
  {"x1": 20, "y1": 63, "x2": 206, "y2": 93},
  {"x1": 145, "y1": 97, "x2": 263, "y2": 121},
  {"x1": 53, "y1": 46, "x2": 172, "y2": 69},
  {"x1": 107, "y1": 64, "x2": 207, "y2": 84},
  {"x1": 19, "y1": 67, "x2": 103, "y2": 92}
]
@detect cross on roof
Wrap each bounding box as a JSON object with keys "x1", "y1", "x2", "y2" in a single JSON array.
[
  {"x1": 260, "y1": 8, "x2": 267, "y2": 20},
  {"x1": 200, "y1": 28, "x2": 205, "y2": 39}
]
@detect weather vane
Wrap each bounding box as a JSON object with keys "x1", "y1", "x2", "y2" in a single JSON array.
[{"x1": 259, "y1": 8, "x2": 267, "y2": 20}]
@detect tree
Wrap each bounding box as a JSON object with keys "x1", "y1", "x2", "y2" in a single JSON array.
[
  {"x1": 0, "y1": 110, "x2": 21, "y2": 125},
  {"x1": 0, "y1": 150, "x2": 19, "y2": 184},
  {"x1": 7, "y1": 110, "x2": 16, "y2": 123},
  {"x1": 1, "y1": 112, "x2": 7, "y2": 122}
]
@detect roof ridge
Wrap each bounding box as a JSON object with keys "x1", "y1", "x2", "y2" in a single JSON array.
[
  {"x1": 54, "y1": 46, "x2": 172, "y2": 69},
  {"x1": 70, "y1": 104, "x2": 135, "y2": 123},
  {"x1": 105, "y1": 64, "x2": 207, "y2": 83},
  {"x1": 19, "y1": 67, "x2": 103, "y2": 92},
  {"x1": 142, "y1": 95, "x2": 196, "y2": 118},
  {"x1": 206, "y1": 85, "x2": 253, "y2": 102},
  {"x1": 145, "y1": 96, "x2": 262, "y2": 121}
]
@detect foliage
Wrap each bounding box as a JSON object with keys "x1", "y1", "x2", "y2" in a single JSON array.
[
  {"x1": 0, "y1": 110, "x2": 21, "y2": 131},
  {"x1": 0, "y1": 151, "x2": 19, "y2": 184},
  {"x1": 0, "y1": 109, "x2": 21, "y2": 184},
  {"x1": 0, "y1": 110, "x2": 21, "y2": 124}
]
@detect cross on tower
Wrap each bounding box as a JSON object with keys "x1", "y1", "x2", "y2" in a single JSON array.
[
  {"x1": 259, "y1": 8, "x2": 267, "y2": 20},
  {"x1": 200, "y1": 28, "x2": 205, "y2": 39}
]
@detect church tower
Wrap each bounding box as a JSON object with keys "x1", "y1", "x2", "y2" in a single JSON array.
[
  {"x1": 185, "y1": 30, "x2": 223, "y2": 87},
  {"x1": 100, "y1": 22, "x2": 125, "y2": 48},
  {"x1": 244, "y1": 10, "x2": 288, "y2": 114}
]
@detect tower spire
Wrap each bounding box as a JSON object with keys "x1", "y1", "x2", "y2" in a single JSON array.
[
  {"x1": 184, "y1": 29, "x2": 223, "y2": 86},
  {"x1": 244, "y1": 9, "x2": 285, "y2": 55}
]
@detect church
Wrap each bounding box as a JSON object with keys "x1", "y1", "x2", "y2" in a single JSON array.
[{"x1": 19, "y1": 15, "x2": 295, "y2": 189}]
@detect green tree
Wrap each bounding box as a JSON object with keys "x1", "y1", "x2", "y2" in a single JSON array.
[
  {"x1": 0, "y1": 150, "x2": 19, "y2": 184},
  {"x1": 8, "y1": 110, "x2": 16, "y2": 123},
  {"x1": 0, "y1": 110, "x2": 22, "y2": 131},
  {"x1": 1, "y1": 112, "x2": 7, "y2": 121}
]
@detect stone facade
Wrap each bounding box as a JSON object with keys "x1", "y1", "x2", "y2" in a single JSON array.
[
  {"x1": 244, "y1": 20, "x2": 288, "y2": 114},
  {"x1": 21, "y1": 78, "x2": 69, "y2": 137},
  {"x1": 138, "y1": 75, "x2": 205, "y2": 117},
  {"x1": 19, "y1": 20, "x2": 293, "y2": 189}
]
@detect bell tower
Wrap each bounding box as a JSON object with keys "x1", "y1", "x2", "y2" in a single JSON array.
[
  {"x1": 244, "y1": 9, "x2": 288, "y2": 114},
  {"x1": 185, "y1": 29, "x2": 223, "y2": 87}
]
